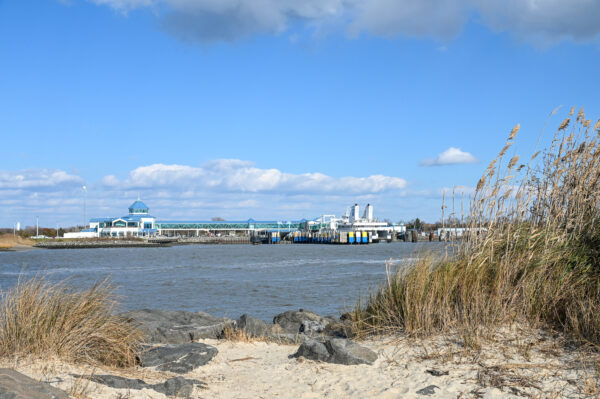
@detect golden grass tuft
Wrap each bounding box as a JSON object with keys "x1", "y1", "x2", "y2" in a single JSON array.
[
  {"x1": 0, "y1": 278, "x2": 142, "y2": 367},
  {"x1": 355, "y1": 108, "x2": 600, "y2": 349},
  {"x1": 221, "y1": 324, "x2": 256, "y2": 343}
]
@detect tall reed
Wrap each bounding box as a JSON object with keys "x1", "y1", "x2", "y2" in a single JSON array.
[{"x1": 355, "y1": 108, "x2": 600, "y2": 346}]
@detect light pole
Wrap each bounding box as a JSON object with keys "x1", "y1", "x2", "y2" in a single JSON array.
[
  {"x1": 82, "y1": 185, "x2": 87, "y2": 228},
  {"x1": 36, "y1": 216, "x2": 39, "y2": 238}
]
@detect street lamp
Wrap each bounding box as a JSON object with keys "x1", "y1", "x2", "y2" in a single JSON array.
[{"x1": 82, "y1": 185, "x2": 87, "y2": 228}]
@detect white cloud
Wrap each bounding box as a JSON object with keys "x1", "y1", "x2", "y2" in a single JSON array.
[
  {"x1": 0, "y1": 169, "x2": 84, "y2": 190},
  {"x1": 86, "y1": 0, "x2": 600, "y2": 44},
  {"x1": 108, "y1": 159, "x2": 407, "y2": 194},
  {"x1": 0, "y1": 162, "x2": 498, "y2": 226},
  {"x1": 421, "y1": 147, "x2": 479, "y2": 166},
  {"x1": 475, "y1": 0, "x2": 600, "y2": 45}
]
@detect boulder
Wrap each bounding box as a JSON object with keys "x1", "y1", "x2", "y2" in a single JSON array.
[
  {"x1": 140, "y1": 342, "x2": 218, "y2": 374},
  {"x1": 161, "y1": 377, "x2": 203, "y2": 397},
  {"x1": 0, "y1": 369, "x2": 70, "y2": 399},
  {"x1": 324, "y1": 339, "x2": 378, "y2": 365},
  {"x1": 236, "y1": 314, "x2": 268, "y2": 338},
  {"x1": 293, "y1": 338, "x2": 377, "y2": 365},
  {"x1": 121, "y1": 309, "x2": 231, "y2": 344},
  {"x1": 273, "y1": 309, "x2": 336, "y2": 335},
  {"x1": 293, "y1": 340, "x2": 330, "y2": 362},
  {"x1": 76, "y1": 375, "x2": 205, "y2": 398}
]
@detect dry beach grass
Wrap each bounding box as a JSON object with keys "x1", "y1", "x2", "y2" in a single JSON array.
[
  {"x1": 355, "y1": 107, "x2": 600, "y2": 354},
  {"x1": 0, "y1": 278, "x2": 142, "y2": 367}
]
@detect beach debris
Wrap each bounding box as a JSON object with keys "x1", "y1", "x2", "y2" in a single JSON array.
[
  {"x1": 426, "y1": 369, "x2": 449, "y2": 376},
  {"x1": 0, "y1": 369, "x2": 70, "y2": 399},
  {"x1": 293, "y1": 338, "x2": 377, "y2": 365},
  {"x1": 121, "y1": 309, "x2": 231, "y2": 343},
  {"x1": 416, "y1": 385, "x2": 439, "y2": 395},
  {"x1": 140, "y1": 342, "x2": 218, "y2": 373},
  {"x1": 74, "y1": 374, "x2": 206, "y2": 398}
]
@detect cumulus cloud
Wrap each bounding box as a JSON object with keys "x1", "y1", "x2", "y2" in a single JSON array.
[
  {"x1": 349, "y1": 0, "x2": 468, "y2": 39},
  {"x1": 0, "y1": 162, "x2": 412, "y2": 226},
  {"x1": 106, "y1": 159, "x2": 407, "y2": 194},
  {"x1": 421, "y1": 147, "x2": 478, "y2": 166},
  {"x1": 475, "y1": 0, "x2": 600, "y2": 44},
  {"x1": 0, "y1": 169, "x2": 84, "y2": 190},
  {"x1": 86, "y1": 0, "x2": 600, "y2": 44}
]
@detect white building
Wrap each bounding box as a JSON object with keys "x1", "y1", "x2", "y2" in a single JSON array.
[{"x1": 85, "y1": 199, "x2": 157, "y2": 238}]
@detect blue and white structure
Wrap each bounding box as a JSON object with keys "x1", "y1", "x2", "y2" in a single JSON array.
[
  {"x1": 87, "y1": 199, "x2": 157, "y2": 238},
  {"x1": 69, "y1": 199, "x2": 401, "y2": 241}
]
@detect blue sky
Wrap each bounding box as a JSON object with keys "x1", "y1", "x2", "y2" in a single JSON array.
[{"x1": 1, "y1": 0, "x2": 600, "y2": 228}]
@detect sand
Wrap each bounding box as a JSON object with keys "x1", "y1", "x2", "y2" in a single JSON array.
[{"x1": 1, "y1": 327, "x2": 596, "y2": 398}]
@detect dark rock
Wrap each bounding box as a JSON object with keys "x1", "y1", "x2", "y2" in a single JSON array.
[
  {"x1": 79, "y1": 375, "x2": 148, "y2": 391},
  {"x1": 416, "y1": 385, "x2": 439, "y2": 396},
  {"x1": 293, "y1": 338, "x2": 377, "y2": 365},
  {"x1": 0, "y1": 369, "x2": 70, "y2": 399},
  {"x1": 140, "y1": 342, "x2": 218, "y2": 373},
  {"x1": 322, "y1": 321, "x2": 355, "y2": 339},
  {"x1": 273, "y1": 309, "x2": 336, "y2": 335},
  {"x1": 266, "y1": 329, "x2": 311, "y2": 344},
  {"x1": 426, "y1": 369, "x2": 448, "y2": 377},
  {"x1": 75, "y1": 374, "x2": 206, "y2": 398},
  {"x1": 324, "y1": 339, "x2": 378, "y2": 365},
  {"x1": 293, "y1": 340, "x2": 330, "y2": 362},
  {"x1": 121, "y1": 309, "x2": 230, "y2": 344},
  {"x1": 158, "y1": 377, "x2": 205, "y2": 397},
  {"x1": 237, "y1": 314, "x2": 268, "y2": 337}
]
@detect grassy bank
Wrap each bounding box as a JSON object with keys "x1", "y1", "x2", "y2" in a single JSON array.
[
  {"x1": 0, "y1": 234, "x2": 34, "y2": 250},
  {"x1": 0, "y1": 278, "x2": 141, "y2": 367},
  {"x1": 355, "y1": 108, "x2": 600, "y2": 347}
]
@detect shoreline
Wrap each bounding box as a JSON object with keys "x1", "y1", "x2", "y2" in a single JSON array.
[{"x1": 0, "y1": 306, "x2": 594, "y2": 398}]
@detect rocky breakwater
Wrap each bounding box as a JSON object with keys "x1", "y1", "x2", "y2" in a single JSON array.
[
  {"x1": 34, "y1": 240, "x2": 169, "y2": 249},
  {"x1": 123, "y1": 308, "x2": 375, "y2": 366},
  {"x1": 227, "y1": 309, "x2": 377, "y2": 366}
]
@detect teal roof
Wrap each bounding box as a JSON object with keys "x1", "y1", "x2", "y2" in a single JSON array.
[{"x1": 129, "y1": 200, "x2": 148, "y2": 212}]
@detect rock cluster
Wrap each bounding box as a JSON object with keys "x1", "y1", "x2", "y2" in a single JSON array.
[{"x1": 123, "y1": 307, "x2": 375, "y2": 371}]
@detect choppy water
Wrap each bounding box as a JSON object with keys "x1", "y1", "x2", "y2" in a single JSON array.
[{"x1": 0, "y1": 242, "x2": 446, "y2": 321}]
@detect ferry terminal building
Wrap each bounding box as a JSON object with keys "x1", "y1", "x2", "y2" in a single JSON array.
[{"x1": 85, "y1": 200, "x2": 303, "y2": 238}]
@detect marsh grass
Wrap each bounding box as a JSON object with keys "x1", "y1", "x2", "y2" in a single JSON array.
[
  {"x1": 355, "y1": 107, "x2": 600, "y2": 348},
  {"x1": 0, "y1": 278, "x2": 142, "y2": 367}
]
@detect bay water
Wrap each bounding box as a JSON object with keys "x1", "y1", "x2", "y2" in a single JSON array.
[{"x1": 0, "y1": 242, "x2": 445, "y2": 321}]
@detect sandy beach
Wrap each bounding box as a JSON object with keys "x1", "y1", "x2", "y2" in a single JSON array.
[{"x1": 1, "y1": 327, "x2": 594, "y2": 399}]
